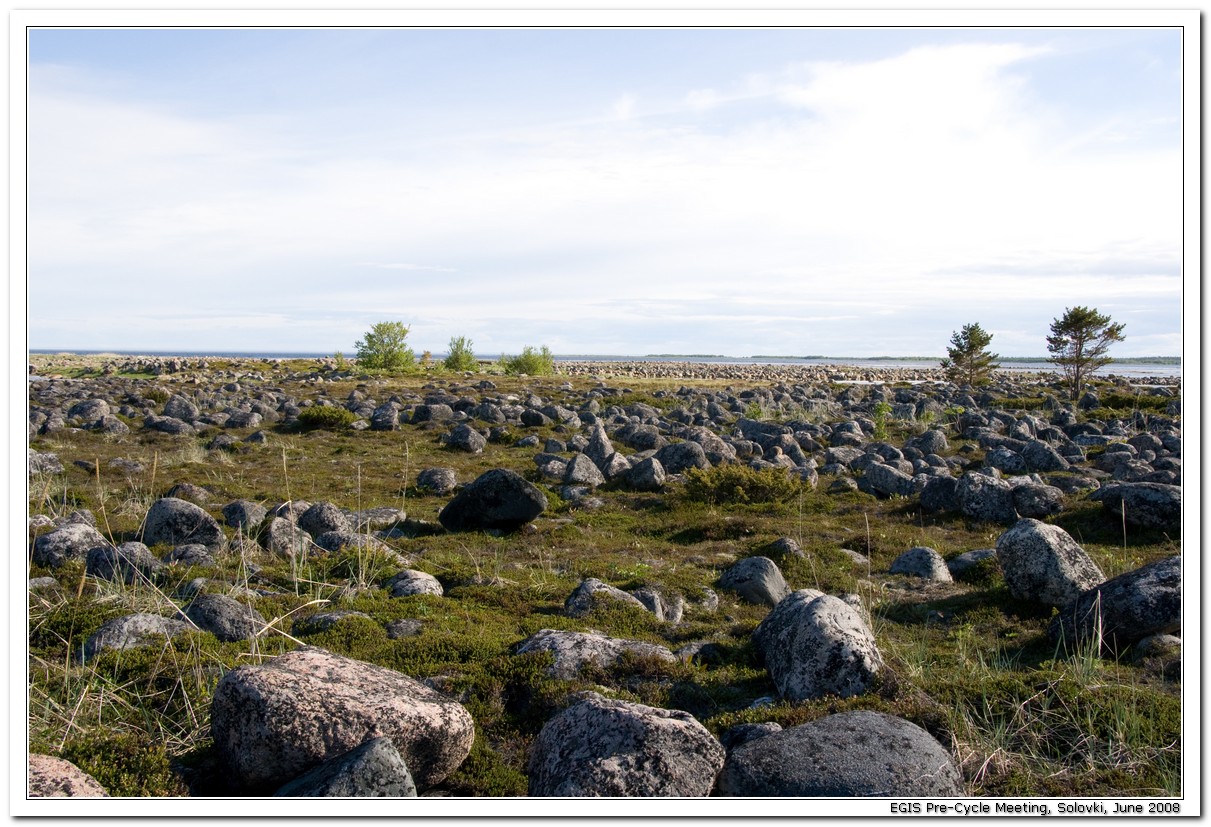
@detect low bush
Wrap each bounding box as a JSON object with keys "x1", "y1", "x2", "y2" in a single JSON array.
[
  {"x1": 500, "y1": 346, "x2": 555, "y2": 376},
  {"x1": 681, "y1": 464, "x2": 801, "y2": 505},
  {"x1": 296, "y1": 405, "x2": 356, "y2": 430}
]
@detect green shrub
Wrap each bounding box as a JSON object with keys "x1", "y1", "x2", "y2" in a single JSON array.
[
  {"x1": 296, "y1": 405, "x2": 356, "y2": 430},
  {"x1": 681, "y1": 464, "x2": 801, "y2": 505},
  {"x1": 501, "y1": 345, "x2": 555, "y2": 376},
  {"x1": 354, "y1": 320, "x2": 416, "y2": 372},
  {"x1": 444, "y1": 336, "x2": 479, "y2": 372}
]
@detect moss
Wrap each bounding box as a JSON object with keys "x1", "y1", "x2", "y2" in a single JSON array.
[{"x1": 60, "y1": 732, "x2": 190, "y2": 797}]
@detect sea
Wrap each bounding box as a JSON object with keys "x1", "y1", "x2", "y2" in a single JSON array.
[{"x1": 28, "y1": 350, "x2": 1183, "y2": 380}]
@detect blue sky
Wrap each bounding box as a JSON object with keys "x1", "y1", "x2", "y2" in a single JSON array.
[{"x1": 25, "y1": 23, "x2": 1187, "y2": 357}]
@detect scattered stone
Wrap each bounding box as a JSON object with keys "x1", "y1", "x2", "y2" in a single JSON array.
[
  {"x1": 1088, "y1": 482, "x2": 1181, "y2": 533},
  {"x1": 298, "y1": 502, "x2": 352, "y2": 538},
  {"x1": 718, "y1": 556, "x2": 791, "y2": 607},
  {"x1": 564, "y1": 577, "x2": 648, "y2": 617},
  {"x1": 416, "y1": 468, "x2": 458, "y2": 495},
  {"x1": 273, "y1": 736, "x2": 417, "y2": 798},
  {"x1": 83, "y1": 613, "x2": 192, "y2": 662},
  {"x1": 527, "y1": 691, "x2": 724, "y2": 797},
  {"x1": 514, "y1": 629, "x2": 677, "y2": 680},
  {"x1": 86, "y1": 541, "x2": 164, "y2": 584},
  {"x1": 996, "y1": 519, "x2": 1105, "y2": 608},
  {"x1": 142, "y1": 497, "x2": 226, "y2": 551},
  {"x1": 181, "y1": 593, "x2": 266, "y2": 642},
  {"x1": 889, "y1": 547, "x2": 952, "y2": 582},
  {"x1": 438, "y1": 469, "x2": 548, "y2": 532},
  {"x1": 1048, "y1": 556, "x2": 1180, "y2": 656},
  {"x1": 388, "y1": 570, "x2": 444, "y2": 598},
  {"x1": 32, "y1": 522, "x2": 109, "y2": 569}
]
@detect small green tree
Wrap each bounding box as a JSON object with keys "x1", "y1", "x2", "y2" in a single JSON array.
[
  {"x1": 940, "y1": 322, "x2": 1000, "y2": 386},
  {"x1": 354, "y1": 321, "x2": 415, "y2": 372},
  {"x1": 443, "y1": 336, "x2": 478, "y2": 372},
  {"x1": 1046, "y1": 306, "x2": 1125, "y2": 401},
  {"x1": 502, "y1": 345, "x2": 555, "y2": 376}
]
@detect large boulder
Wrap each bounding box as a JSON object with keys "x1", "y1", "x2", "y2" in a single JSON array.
[
  {"x1": 438, "y1": 469, "x2": 547, "y2": 532},
  {"x1": 752, "y1": 591, "x2": 884, "y2": 702},
  {"x1": 141, "y1": 497, "x2": 226, "y2": 551},
  {"x1": 1010, "y1": 481, "x2": 1064, "y2": 519},
  {"x1": 996, "y1": 519, "x2": 1105, "y2": 607},
  {"x1": 272, "y1": 737, "x2": 417, "y2": 798},
  {"x1": 623, "y1": 457, "x2": 666, "y2": 491},
  {"x1": 298, "y1": 502, "x2": 351, "y2": 538},
  {"x1": 654, "y1": 441, "x2": 710, "y2": 474},
  {"x1": 889, "y1": 547, "x2": 952, "y2": 582},
  {"x1": 222, "y1": 500, "x2": 268, "y2": 532},
  {"x1": 717, "y1": 556, "x2": 791, "y2": 607},
  {"x1": 85, "y1": 541, "x2": 164, "y2": 584},
  {"x1": 564, "y1": 453, "x2": 606, "y2": 488},
  {"x1": 181, "y1": 593, "x2": 266, "y2": 642},
  {"x1": 416, "y1": 467, "x2": 458, "y2": 495},
  {"x1": 527, "y1": 692, "x2": 724, "y2": 796},
  {"x1": 1049, "y1": 556, "x2": 1180, "y2": 656},
  {"x1": 515, "y1": 629, "x2": 677, "y2": 681},
  {"x1": 1088, "y1": 482, "x2": 1181, "y2": 533},
  {"x1": 564, "y1": 578, "x2": 648, "y2": 617},
  {"x1": 31, "y1": 522, "x2": 109, "y2": 569},
  {"x1": 211, "y1": 646, "x2": 475, "y2": 792},
  {"x1": 445, "y1": 423, "x2": 487, "y2": 454},
  {"x1": 27, "y1": 755, "x2": 109, "y2": 798},
  {"x1": 864, "y1": 462, "x2": 917, "y2": 498},
  {"x1": 717, "y1": 710, "x2": 963, "y2": 797}
]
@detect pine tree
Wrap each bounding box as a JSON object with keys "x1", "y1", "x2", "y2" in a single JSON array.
[
  {"x1": 1046, "y1": 306, "x2": 1125, "y2": 401},
  {"x1": 941, "y1": 323, "x2": 1000, "y2": 386}
]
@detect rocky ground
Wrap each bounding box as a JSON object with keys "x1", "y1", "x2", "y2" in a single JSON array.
[{"x1": 25, "y1": 354, "x2": 1182, "y2": 800}]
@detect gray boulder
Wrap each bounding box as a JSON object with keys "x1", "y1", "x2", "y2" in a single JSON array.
[
  {"x1": 564, "y1": 577, "x2": 648, "y2": 617},
  {"x1": 29, "y1": 449, "x2": 65, "y2": 475},
  {"x1": 889, "y1": 547, "x2": 952, "y2": 582},
  {"x1": 298, "y1": 502, "x2": 352, "y2": 538},
  {"x1": 717, "y1": 556, "x2": 791, "y2": 607},
  {"x1": 1010, "y1": 481, "x2": 1064, "y2": 519},
  {"x1": 564, "y1": 453, "x2": 606, "y2": 488},
  {"x1": 515, "y1": 629, "x2": 677, "y2": 681},
  {"x1": 864, "y1": 462, "x2": 918, "y2": 498},
  {"x1": 752, "y1": 591, "x2": 884, "y2": 702},
  {"x1": 717, "y1": 710, "x2": 963, "y2": 796},
  {"x1": 996, "y1": 519, "x2": 1105, "y2": 607},
  {"x1": 416, "y1": 467, "x2": 458, "y2": 495},
  {"x1": 222, "y1": 500, "x2": 268, "y2": 532},
  {"x1": 86, "y1": 541, "x2": 164, "y2": 584},
  {"x1": 946, "y1": 548, "x2": 998, "y2": 579},
  {"x1": 388, "y1": 570, "x2": 444, "y2": 598},
  {"x1": 182, "y1": 593, "x2": 266, "y2": 642},
  {"x1": 163, "y1": 394, "x2": 200, "y2": 422},
  {"x1": 260, "y1": 516, "x2": 312, "y2": 559},
  {"x1": 1022, "y1": 439, "x2": 1070, "y2": 472},
  {"x1": 919, "y1": 475, "x2": 958, "y2": 513},
  {"x1": 445, "y1": 423, "x2": 487, "y2": 454},
  {"x1": 1088, "y1": 482, "x2": 1181, "y2": 532},
  {"x1": 527, "y1": 692, "x2": 724, "y2": 797},
  {"x1": 32, "y1": 522, "x2": 109, "y2": 568},
  {"x1": 955, "y1": 472, "x2": 1018, "y2": 524},
  {"x1": 273, "y1": 737, "x2": 417, "y2": 798},
  {"x1": 438, "y1": 469, "x2": 547, "y2": 532},
  {"x1": 1048, "y1": 556, "x2": 1180, "y2": 656},
  {"x1": 654, "y1": 441, "x2": 710, "y2": 474},
  {"x1": 905, "y1": 429, "x2": 949, "y2": 455},
  {"x1": 623, "y1": 457, "x2": 666, "y2": 491},
  {"x1": 211, "y1": 646, "x2": 475, "y2": 792},
  {"x1": 82, "y1": 613, "x2": 192, "y2": 662},
  {"x1": 142, "y1": 497, "x2": 226, "y2": 551}
]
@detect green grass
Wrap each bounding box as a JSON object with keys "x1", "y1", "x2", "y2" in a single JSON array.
[{"x1": 25, "y1": 359, "x2": 1183, "y2": 797}]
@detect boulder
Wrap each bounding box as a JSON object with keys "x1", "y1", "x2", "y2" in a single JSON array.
[
  {"x1": 1088, "y1": 483, "x2": 1181, "y2": 533},
  {"x1": 298, "y1": 502, "x2": 351, "y2": 538},
  {"x1": 955, "y1": 472, "x2": 1018, "y2": 524},
  {"x1": 260, "y1": 516, "x2": 312, "y2": 559},
  {"x1": 752, "y1": 591, "x2": 884, "y2": 702},
  {"x1": 211, "y1": 646, "x2": 475, "y2": 791},
  {"x1": 564, "y1": 577, "x2": 648, "y2": 618},
  {"x1": 222, "y1": 500, "x2": 268, "y2": 532},
  {"x1": 1010, "y1": 481, "x2": 1064, "y2": 519},
  {"x1": 528, "y1": 692, "x2": 724, "y2": 797},
  {"x1": 438, "y1": 469, "x2": 547, "y2": 532},
  {"x1": 623, "y1": 457, "x2": 666, "y2": 491},
  {"x1": 717, "y1": 556, "x2": 791, "y2": 607},
  {"x1": 919, "y1": 475, "x2": 958, "y2": 513},
  {"x1": 142, "y1": 497, "x2": 226, "y2": 551},
  {"x1": 863, "y1": 462, "x2": 917, "y2": 498},
  {"x1": 1048, "y1": 556, "x2": 1180, "y2": 656},
  {"x1": 388, "y1": 570, "x2": 444, "y2": 598},
  {"x1": 515, "y1": 629, "x2": 677, "y2": 681},
  {"x1": 27, "y1": 755, "x2": 109, "y2": 798},
  {"x1": 654, "y1": 441, "x2": 710, "y2": 474},
  {"x1": 717, "y1": 710, "x2": 963, "y2": 796},
  {"x1": 82, "y1": 613, "x2": 192, "y2": 662},
  {"x1": 85, "y1": 541, "x2": 164, "y2": 584},
  {"x1": 564, "y1": 453, "x2": 606, "y2": 488},
  {"x1": 445, "y1": 423, "x2": 487, "y2": 454},
  {"x1": 996, "y1": 519, "x2": 1105, "y2": 607},
  {"x1": 416, "y1": 468, "x2": 458, "y2": 495},
  {"x1": 1021, "y1": 439, "x2": 1070, "y2": 472},
  {"x1": 182, "y1": 593, "x2": 266, "y2": 642},
  {"x1": 889, "y1": 547, "x2": 952, "y2": 582},
  {"x1": 31, "y1": 522, "x2": 109, "y2": 569},
  {"x1": 273, "y1": 737, "x2": 417, "y2": 798}
]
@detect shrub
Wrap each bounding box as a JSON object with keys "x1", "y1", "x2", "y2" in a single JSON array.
[
  {"x1": 681, "y1": 464, "x2": 801, "y2": 505},
  {"x1": 296, "y1": 405, "x2": 356, "y2": 430},
  {"x1": 444, "y1": 336, "x2": 478, "y2": 372},
  {"x1": 354, "y1": 321, "x2": 416, "y2": 372},
  {"x1": 501, "y1": 345, "x2": 555, "y2": 376}
]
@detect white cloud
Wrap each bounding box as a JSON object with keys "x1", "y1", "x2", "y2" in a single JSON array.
[{"x1": 611, "y1": 93, "x2": 636, "y2": 120}]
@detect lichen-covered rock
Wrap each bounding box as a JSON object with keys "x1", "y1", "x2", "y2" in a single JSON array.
[
  {"x1": 564, "y1": 577, "x2": 648, "y2": 617},
  {"x1": 438, "y1": 468, "x2": 547, "y2": 532},
  {"x1": 955, "y1": 472, "x2": 1018, "y2": 524},
  {"x1": 31, "y1": 522, "x2": 109, "y2": 569},
  {"x1": 85, "y1": 541, "x2": 164, "y2": 584},
  {"x1": 445, "y1": 423, "x2": 487, "y2": 454},
  {"x1": 416, "y1": 467, "x2": 458, "y2": 495},
  {"x1": 211, "y1": 646, "x2": 475, "y2": 792},
  {"x1": 388, "y1": 569, "x2": 444, "y2": 598},
  {"x1": 564, "y1": 453, "x2": 606, "y2": 488},
  {"x1": 514, "y1": 629, "x2": 676, "y2": 680},
  {"x1": 717, "y1": 710, "x2": 963, "y2": 796},
  {"x1": 752, "y1": 591, "x2": 883, "y2": 702},
  {"x1": 141, "y1": 497, "x2": 226, "y2": 551},
  {"x1": 996, "y1": 519, "x2": 1104, "y2": 607},
  {"x1": 222, "y1": 499, "x2": 268, "y2": 532},
  {"x1": 864, "y1": 462, "x2": 917, "y2": 498},
  {"x1": 623, "y1": 456, "x2": 666, "y2": 491},
  {"x1": 298, "y1": 502, "x2": 351, "y2": 538},
  {"x1": 182, "y1": 593, "x2": 267, "y2": 642},
  {"x1": 28, "y1": 755, "x2": 109, "y2": 798},
  {"x1": 1088, "y1": 482, "x2": 1181, "y2": 532},
  {"x1": 528, "y1": 692, "x2": 724, "y2": 796},
  {"x1": 272, "y1": 737, "x2": 417, "y2": 798},
  {"x1": 82, "y1": 613, "x2": 192, "y2": 662},
  {"x1": 1048, "y1": 556, "x2": 1180, "y2": 656},
  {"x1": 1010, "y1": 481, "x2": 1064, "y2": 519},
  {"x1": 718, "y1": 556, "x2": 791, "y2": 607},
  {"x1": 259, "y1": 516, "x2": 312, "y2": 559},
  {"x1": 889, "y1": 547, "x2": 952, "y2": 582},
  {"x1": 654, "y1": 440, "x2": 710, "y2": 474}
]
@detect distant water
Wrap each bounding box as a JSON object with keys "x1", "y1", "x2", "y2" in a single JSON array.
[{"x1": 28, "y1": 350, "x2": 1181, "y2": 379}]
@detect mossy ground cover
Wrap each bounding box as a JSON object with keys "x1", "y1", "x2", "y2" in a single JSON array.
[{"x1": 25, "y1": 357, "x2": 1182, "y2": 797}]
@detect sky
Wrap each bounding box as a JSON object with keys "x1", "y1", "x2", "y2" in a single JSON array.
[{"x1": 24, "y1": 22, "x2": 1188, "y2": 358}]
